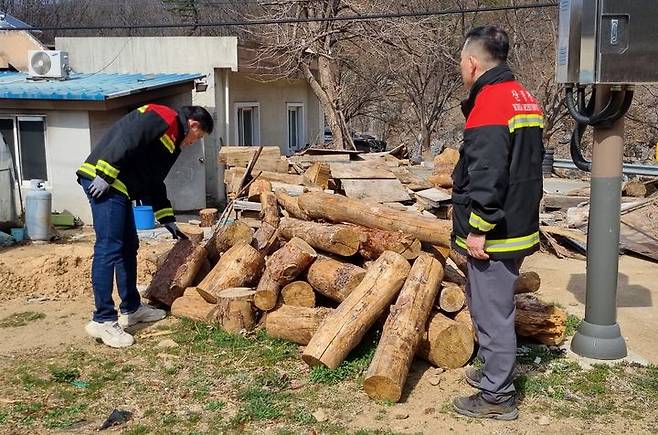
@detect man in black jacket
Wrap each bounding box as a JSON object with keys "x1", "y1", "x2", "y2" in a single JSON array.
[
  {"x1": 77, "y1": 104, "x2": 213, "y2": 348},
  {"x1": 451, "y1": 26, "x2": 544, "y2": 420}
]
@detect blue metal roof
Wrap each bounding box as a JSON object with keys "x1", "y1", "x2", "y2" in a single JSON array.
[
  {"x1": 0, "y1": 72, "x2": 203, "y2": 101},
  {"x1": 0, "y1": 11, "x2": 36, "y2": 30}
]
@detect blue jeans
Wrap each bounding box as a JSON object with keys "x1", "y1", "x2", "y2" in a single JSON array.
[{"x1": 79, "y1": 177, "x2": 141, "y2": 322}]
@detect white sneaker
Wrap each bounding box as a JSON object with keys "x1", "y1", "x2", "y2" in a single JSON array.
[
  {"x1": 118, "y1": 304, "x2": 167, "y2": 328},
  {"x1": 85, "y1": 321, "x2": 135, "y2": 348}
]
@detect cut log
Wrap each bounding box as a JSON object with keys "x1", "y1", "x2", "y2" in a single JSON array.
[
  {"x1": 302, "y1": 251, "x2": 411, "y2": 369},
  {"x1": 252, "y1": 223, "x2": 278, "y2": 254},
  {"x1": 275, "y1": 190, "x2": 311, "y2": 220},
  {"x1": 438, "y1": 283, "x2": 466, "y2": 314},
  {"x1": 199, "y1": 208, "x2": 218, "y2": 227},
  {"x1": 270, "y1": 181, "x2": 322, "y2": 197},
  {"x1": 427, "y1": 173, "x2": 453, "y2": 189},
  {"x1": 143, "y1": 240, "x2": 208, "y2": 307},
  {"x1": 205, "y1": 221, "x2": 254, "y2": 264},
  {"x1": 211, "y1": 287, "x2": 257, "y2": 333},
  {"x1": 252, "y1": 190, "x2": 280, "y2": 253},
  {"x1": 265, "y1": 305, "x2": 333, "y2": 345},
  {"x1": 248, "y1": 179, "x2": 273, "y2": 201},
  {"x1": 170, "y1": 287, "x2": 216, "y2": 322},
  {"x1": 278, "y1": 217, "x2": 362, "y2": 257},
  {"x1": 514, "y1": 271, "x2": 541, "y2": 294},
  {"x1": 303, "y1": 162, "x2": 331, "y2": 189},
  {"x1": 281, "y1": 281, "x2": 316, "y2": 308},
  {"x1": 266, "y1": 237, "x2": 318, "y2": 285},
  {"x1": 341, "y1": 179, "x2": 412, "y2": 203},
  {"x1": 196, "y1": 243, "x2": 264, "y2": 304},
  {"x1": 419, "y1": 311, "x2": 474, "y2": 369},
  {"x1": 177, "y1": 223, "x2": 204, "y2": 244},
  {"x1": 356, "y1": 226, "x2": 421, "y2": 261},
  {"x1": 453, "y1": 307, "x2": 476, "y2": 339},
  {"x1": 449, "y1": 251, "x2": 468, "y2": 276},
  {"x1": 363, "y1": 254, "x2": 444, "y2": 401},
  {"x1": 443, "y1": 263, "x2": 467, "y2": 286},
  {"x1": 515, "y1": 294, "x2": 567, "y2": 345},
  {"x1": 298, "y1": 192, "x2": 451, "y2": 247},
  {"x1": 306, "y1": 257, "x2": 366, "y2": 302},
  {"x1": 192, "y1": 258, "x2": 212, "y2": 286},
  {"x1": 253, "y1": 270, "x2": 282, "y2": 311}
]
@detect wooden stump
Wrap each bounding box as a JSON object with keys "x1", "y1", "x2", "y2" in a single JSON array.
[
  {"x1": 278, "y1": 217, "x2": 362, "y2": 257},
  {"x1": 515, "y1": 294, "x2": 567, "y2": 345},
  {"x1": 357, "y1": 226, "x2": 422, "y2": 261},
  {"x1": 143, "y1": 239, "x2": 208, "y2": 307},
  {"x1": 302, "y1": 251, "x2": 411, "y2": 369},
  {"x1": 438, "y1": 283, "x2": 466, "y2": 314},
  {"x1": 211, "y1": 287, "x2": 257, "y2": 333},
  {"x1": 200, "y1": 208, "x2": 219, "y2": 227},
  {"x1": 419, "y1": 311, "x2": 474, "y2": 369},
  {"x1": 248, "y1": 179, "x2": 273, "y2": 201},
  {"x1": 266, "y1": 237, "x2": 317, "y2": 285},
  {"x1": 254, "y1": 270, "x2": 281, "y2": 311},
  {"x1": 364, "y1": 254, "x2": 444, "y2": 401},
  {"x1": 196, "y1": 243, "x2": 264, "y2": 303},
  {"x1": 281, "y1": 281, "x2": 316, "y2": 307},
  {"x1": 275, "y1": 189, "x2": 310, "y2": 220},
  {"x1": 205, "y1": 221, "x2": 254, "y2": 264},
  {"x1": 514, "y1": 271, "x2": 541, "y2": 294},
  {"x1": 306, "y1": 257, "x2": 366, "y2": 303},
  {"x1": 265, "y1": 305, "x2": 333, "y2": 345},
  {"x1": 171, "y1": 287, "x2": 216, "y2": 322},
  {"x1": 177, "y1": 223, "x2": 204, "y2": 243}
]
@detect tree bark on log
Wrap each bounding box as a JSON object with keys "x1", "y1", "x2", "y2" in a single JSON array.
[
  {"x1": 275, "y1": 190, "x2": 311, "y2": 220},
  {"x1": 265, "y1": 305, "x2": 333, "y2": 345},
  {"x1": 419, "y1": 311, "x2": 475, "y2": 369},
  {"x1": 357, "y1": 226, "x2": 421, "y2": 260},
  {"x1": 143, "y1": 240, "x2": 208, "y2": 307},
  {"x1": 210, "y1": 287, "x2": 257, "y2": 333},
  {"x1": 281, "y1": 281, "x2": 316, "y2": 307},
  {"x1": 515, "y1": 294, "x2": 567, "y2": 345},
  {"x1": 196, "y1": 243, "x2": 264, "y2": 303},
  {"x1": 253, "y1": 270, "x2": 282, "y2": 311},
  {"x1": 438, "y1": 283, "x2": 466, "y2": 314},
  {"x1": 514, "y1": 272, "x2": 541, "y2": 294},
  {"x1": 278, "y1": 217, "x2": 362, "y2": 257},
  {"x1": 170, "y1": 287, "x2": 216, "y2": 322},
  {"x1": 306, "y1": 256, "x2": 366, "y2": 302},
  {"x1": 266, "y1": 237, "x2": 318, "y2": 285},
  {"x1": 248, "y1": 179, "x2": 273, "y2": 201},
  {"x1": 302, "y1": 251, "x2": 411, "y2": 369},
  {"x1": 363, "y1": 254, "x2": 444, "y2": 401},
  {"x1": 298, "y1": 192, "x2": 451, "y2": 247},
  {"x1": 205, "y1": 221, "x2": 254, "y2": 264},
  {"x1": 199, "y1": 208, "x2": 218, "y2": 227},
  {"x1": 252, "y1": 190, "x2": 280, "y2": 253}
]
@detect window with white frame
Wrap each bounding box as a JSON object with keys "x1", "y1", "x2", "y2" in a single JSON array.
[
  {"x1": 235, "y1": 102, "x2": 260, "y2": 146},
  {"x1": 287, "y1": 103, "x2": 305, "y2": 153},
  {"x1": 0, "y1": 116, "x2": 48, "y2": 182}
]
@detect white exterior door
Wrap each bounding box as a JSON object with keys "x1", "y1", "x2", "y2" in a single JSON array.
[{"x1": 164, "y1": 138, "x2": 206, "y2": 211}]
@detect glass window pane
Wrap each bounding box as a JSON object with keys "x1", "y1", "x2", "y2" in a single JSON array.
[
  {"x1": 18, "y1": 119, "x2": 47, "y2": 181},
  {"x1": 243, "y1": 109, "x2": 253, "y2": 146}
]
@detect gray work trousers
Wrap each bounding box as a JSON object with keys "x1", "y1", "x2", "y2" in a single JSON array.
[{"x1": 466, "y1": 257, "x2": 520, "y2": 404}]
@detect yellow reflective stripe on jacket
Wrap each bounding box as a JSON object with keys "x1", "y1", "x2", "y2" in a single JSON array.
[
  {"x1": 455, "y1": 232, "x2": 540, "y2": 253},
  {"x1": 78, "y1": 163, "x2": 129, "y2": 198},
  {"x1": 508, "y1": 114, "x2": 544, "y2": 133},
  {"x1": 160, "y1": 134, "x2": 175, "y2": 153},
  {"x1": 137, "y1": 105, "x2": 149, "y2": 113},
  {"x1": 96, "y1": 159, "x2": 119, "y2": 179},
  {"x1": 469, "y1": 212, "x2": 496, "y2": 232},
  {"x1": 154, "y1": 207, "x2": 174, "y2": 220}
]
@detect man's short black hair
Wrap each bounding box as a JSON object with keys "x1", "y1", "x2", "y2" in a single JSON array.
[
  {"x1": 465, "y1": 25, "x2": 509, "y2": 63},
  {"x1": 181, "y1": 105, "x2": 214, "y2": 134}
]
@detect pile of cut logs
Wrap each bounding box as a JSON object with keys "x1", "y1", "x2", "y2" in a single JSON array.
[{"x1": 143, "y1": 146, "x2": 567, "y2": 403}]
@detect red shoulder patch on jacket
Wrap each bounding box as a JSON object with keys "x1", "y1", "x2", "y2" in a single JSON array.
[
  {"x1": 465, "y1": 81, "x2": 542, "y2": 129},
  {"x1": 142, "y1": 104, "x2": 181, "y2": 143}
]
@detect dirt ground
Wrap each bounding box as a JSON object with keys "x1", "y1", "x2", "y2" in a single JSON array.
[{"x1": 0, "y1": 231, "x2": 657, "y2": 434}]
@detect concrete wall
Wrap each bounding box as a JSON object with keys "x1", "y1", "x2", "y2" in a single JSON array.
[{"x1": 0, "y1": 31, "x2": 47, "y2": 70}]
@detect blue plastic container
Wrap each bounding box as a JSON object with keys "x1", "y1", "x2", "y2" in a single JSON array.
[
  {"x1": 133, "y1": 206, "x2": 155, "y2": 230},
  {"x1": 10, "y1": 227, "x2": 25, "y2": 242}
]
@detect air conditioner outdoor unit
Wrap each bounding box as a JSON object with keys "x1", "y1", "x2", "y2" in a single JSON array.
[{"x1": 27, "y1": 50, "x2": 70, "y2": 79}]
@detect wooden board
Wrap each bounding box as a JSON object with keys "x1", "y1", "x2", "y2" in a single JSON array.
[
  {"x1": 414, "y1": 188, "x2": 452, "y2": 207},
  {"x1": 289, "y1": 154, "x2": 351, "y2": 164},
  {"x1": 219, "y1": 146, "x2": 281, "y2": 165},
  {"x1": 341, "y1": 179, "x2": 412, "y2": 203},
  {"x1": 330, "y1": 162, "x2": 396, "y2": 179},
  {"x1": 301, "y1": 147, "x2": 362, "y2": 155}
]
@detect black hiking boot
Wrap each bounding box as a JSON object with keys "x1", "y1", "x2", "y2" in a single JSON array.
[
  {"x1": 464, "y1": 366, "x2": 482, "y2": 388},
  {"x1": 453, "y1": 392, "x2": 518, "y2": 420}
]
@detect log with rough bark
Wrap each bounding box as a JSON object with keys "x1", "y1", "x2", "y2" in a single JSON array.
[
  {"x1": 298, "y1": 192, "x2": 451, "y2": 247},
  {"x1": 419, "y1": 311, "x2": 475, "y2": 369},
  {"x1": 281, "y1": 281, "x2": 316, "y2": 307},
  {"x1": 275, "y1": 190, "x2": 310, "y2": 220},
  {"x1": 265, "y1": 305, "x2": 333, "y2": 345},
  {"x1": 199, "y1": 208, "x2": 218, "y2": 227},
  {"x1": 514, "y1": 271, "x2": 541, "y2": 294},
  {"x1": 192, "y1": 258, "x2": 212, "y2": 286},
  {"x1": 170, "y1": 287, "x2": 216, "y2": 322},
  {"x1": 306, "y1": 257, "x2": 366, "y2": 302},
  {"x1": 196, "y1": 243, "x2": 264, "y2": 303},
  {"x1": 363, "y1": 254, "x2": 444, "y2": 401},
  {"x1": 302, "y1": 251, "x2": 411, "y2": 369},
  {"x1": 515, "y1": 294, "x2": 567, "y2": 345},
  {"x1": 143, "y1": 240, "x2": 208, "y2": 307},
  {"x1": 210, "y1": 287, "x2": 257, "y2": 333},
  {"x1": 278, "y1": 217, "x2": 362, "y2": 257},
  {"x1": 252, "y1": 190, "x2": 281, "y2": 253},
  {"x1": 356, "y1": 226, "x2": 421, "y2": 260},
  {"x1": 248, "y1": 179, "x2": 273, "y2": 201},
  {"x1": 443, "y1": 264, "x2": 467, "y2": 286},
  {"x1": 438, "y1": 283, "x2": 466, "y2": 313},
  {"x1": 266, "y1": 237, "x2": 318, "y2": 285},
  {"x1": 205, "y1": 221, "x2": 254, "y2": 264},
  {"x1": 253, "y1": 270, "x2": 280, "y2": 311},
  {"x1": 449, "y1": 251, "x2": 468, "y2": 276}
]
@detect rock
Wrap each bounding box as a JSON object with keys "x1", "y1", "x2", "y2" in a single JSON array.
[
  {"x1": 432, "y1": 367, "x2": 445, "y2": 375},
  {"x1": 312, "y1": 408, "x2": 329, "y2": 423},
  {"x1": 394, "y1": 412, "x2": 409, "y2": 420},
  {"x1": 157, "y1": 339, "x2": 179, "y2": 349},
  {"x1": 538, "y1": 416, "x2": 551, "y2": 426}
]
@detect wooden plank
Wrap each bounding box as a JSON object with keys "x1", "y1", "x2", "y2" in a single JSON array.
[
  {"x1": 330, "y1": 162, "x2": 396, "y2": 179},
  {"x1": 271, "y1": 181, "x2": 322, "y2": 197},
  {"x1": 289, "y1": 154, "x2": 351, "y2": 164},
  {"x1": 543, "y1": 194, "x2": 590, "y2": 210},
  {"x1": 414, "y1": 188, "x2": 452, "y2": 207},
  {"x1": 229, "y1": 167, "x2": 303, "y2": 185},
  {"x1": 301, "y1": 147, "x2": 362, "y2": 155},
  {"x1": 233, "y1": 200, "x2": 262, "y2": 212},
  {"x1": 251, "y1": 158, "x2": 289, "y2": 173},
  {"x1": 341, "y1": 179, "x2": 412, "y2": 203},
  {"x1": 219, "y1": 146, "x2": 281, "y2": 165}
]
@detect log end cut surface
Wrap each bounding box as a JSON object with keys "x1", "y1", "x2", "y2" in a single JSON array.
[{"x1": 363, "y1": 376, "x2": 402, "y2": 402}]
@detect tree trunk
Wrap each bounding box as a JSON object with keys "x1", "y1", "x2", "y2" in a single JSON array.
[
  {"x1": 278, "y1": 217, "x2": 362, "y2": 257},
  {"x1": 298, "y1": 192, "x2": 451, "y2": 247},
  {"x1": 438, "y1": 283, "x2": 466, "y2": 314},
  {"x1": 363, "y1": 254, "x2": 444, "y2": 402},
  {"x1": 143, "y1": 240, "x2": 208, "y2": 307},
  {"x1": 170, "y1": 287, "x2": 216, "y2": 322},
  {"x1": 196, "y1": 243, "x2": 264, "y2": 304},
  {"x1": 266, "y1": 237, "x2": 318, "y2": 285},
  {"x1": 205, "y1": 221, "x2": 254, "y2": 264},
  {"x1": 253, "y1": 270, "x2": 282, "y2": 312},
  {"x1": 356, "y1": 226, "x2": 422, "y2": 261},
  {"x1": 210, "y1": 287, "x2": 257, "y2": 333},
  {"x1": 199, "y1": 208, "x2": 218, "y2": 227},
  {"x1": 265, "y1": 305, "x2": 333, "y2": 345},
  {"x1": 302, "y1": 251, "x2": 411, "y2": 369},
  {"x1": 515, "y1": 294, "x2": 567, "y2": 345},
  {"x1": 248, "y1": 179, "x2": 273, "y2": 201},
  {"x1": 275, "y1": 189, "x2": 311, "y2": 220},
  {"x1": 281, "y1": 281, "x2": 316, "y2": 308},
  {"x1": 306, "y1": 256, "x2": 366, "y2": 303},
  {"x1": 514, "y1": 271, "x2": 541, "y2": 294},
  {"x1": 418, "y1": 311, "x2": 475, "y2": 369},
  {"x1": 252, "y1": 223, "x2": 279, "y2": 254},
  {"x1": 252, "y1": 190, "x2": 280, "y2": 253}
]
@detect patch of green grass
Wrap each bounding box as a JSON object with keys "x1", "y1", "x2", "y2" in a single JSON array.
[
  {"x1": 309, "y1": 334, "x2": 377, "y2": 385},
  {"x1": 632, "y1": 364, "x2": 658, "y2": 398},
  {"x1": 0, "y1": 410, "x2": 8, "y2": 425},
  {"x1": 289, "y1": 406, "x2": 315, "y2": 425},
  {"x1": 565, "y1": 314, "x2": 582, "y2": 336},
  {"x1": 0, "y1": 311, "x2": 45, "y2": 328},
  {"x1": 204, "y1": 400, "x2": 226, "y2": 412},
  {"x1": 18, "y1": 371, "x2": 49, "y2": 391},
  {"x1": 43, "y1": 403, "x2": 86, "y2": 429},
  {"x1": 49, "y1": 367, "x2": 80, "y2": 383},
  {"x1": 124, "y1": 424, "x2": 150, "y2": 435},
  {"x1": 254, "y1": 329, "x2": 299, "y2": 364},
  {"x1": 516, "y1": 344, "x2": 563, "y2": 366},
  {"x1": 236, "y1": 385, "x2": 285, "y2": 422}
]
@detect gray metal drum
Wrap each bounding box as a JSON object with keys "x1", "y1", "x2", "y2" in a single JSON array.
[{"x1": 25, "y1": 180, "x2": 51, "y2": 241}]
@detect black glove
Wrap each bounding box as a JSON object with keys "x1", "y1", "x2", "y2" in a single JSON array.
[
  {"x1": 163, "y1": 222, "x2": 188, "y2": 240},
  {"x1": 88, "y1": 176, "x2": 110, "y2": 199}
]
